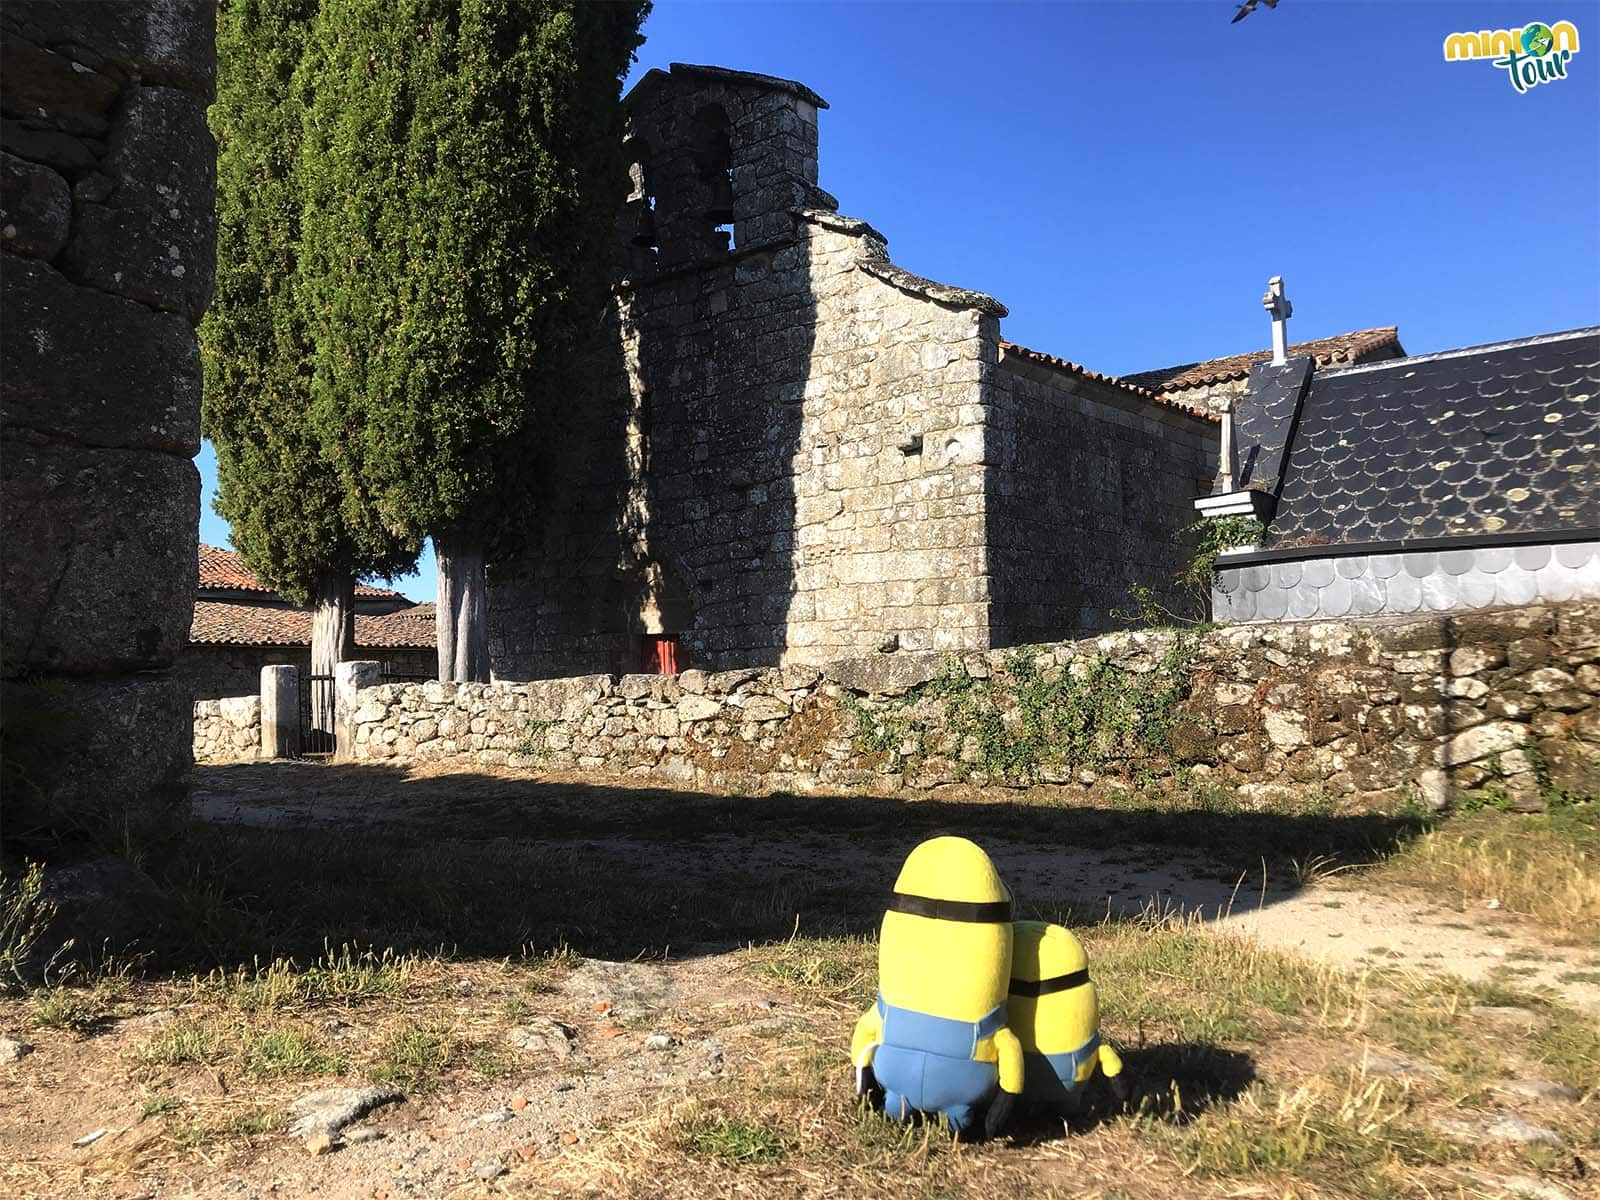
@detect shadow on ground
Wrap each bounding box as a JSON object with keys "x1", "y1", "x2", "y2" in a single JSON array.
[{"x1": 140, "y1": 761, "x2": 1431, "y2": 970}]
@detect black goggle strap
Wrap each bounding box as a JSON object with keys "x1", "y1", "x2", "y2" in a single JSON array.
[
  {"x1": 888, "y1": 892, "x2": 1012, "y2": 924},
  {"x1": 1008, "y1": 968, "x2": 1090, "y2": 997}
]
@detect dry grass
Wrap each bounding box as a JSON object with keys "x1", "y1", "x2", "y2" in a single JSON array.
[
  {"x1": 535, "y1": 916, "x2": 1599, "y2": 1200},
  {"x1": 1365, "y1": 806, "x2": 1600, "y2": 946}
]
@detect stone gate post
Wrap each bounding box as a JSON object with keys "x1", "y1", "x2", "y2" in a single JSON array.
[
  {"x1": 259, "y1": 664, "x2": 300, "y2": 759},
  {"x1": 334, "y1": 660, "x2": 383, "y2": 762}
]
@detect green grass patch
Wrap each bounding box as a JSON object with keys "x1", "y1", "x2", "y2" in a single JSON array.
[
  {"x1": 242, "y1": 1024, "x2": 344, "y2": 1078},
  {"x1": 373, "y1": 1021, "x2": 455, "y2": 1092},
  {"x1": 136, "y1": 1021, "x2": 222, "y2": 1067},
  {"x1": 676, "y1": 1113, "x2": 786, "y2": 1165},
  {"x1": 29, "y1": 985, "x2": 102, "y2": 1033}
]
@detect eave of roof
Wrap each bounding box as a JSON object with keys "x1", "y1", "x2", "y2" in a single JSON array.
[
  {"x1": 197, "y1": 543, "x2": 407, "y2": 600},
  {"x1": 999, "y1": 341, "x2": 1218, "y2": 423},
  {"x1": 625, "y1": 63, "x2": 828, "y2": 110},
  {"x1": 189, "y1": 600, "x2": 435, "y2": 649},
  {"x1": 1125, "y1": 327, "x2": 1402, "y2": 393}
]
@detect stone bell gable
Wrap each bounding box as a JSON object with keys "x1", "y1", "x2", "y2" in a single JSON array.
[
  {"x1": 488, "y1": 65, "x2": 1215, "y2": 680},
  {"x1": 621, "y1": 63, "x2": 827, "y2": 271}
]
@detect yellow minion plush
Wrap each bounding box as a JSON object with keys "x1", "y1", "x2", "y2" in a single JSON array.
[
  {"x1": 1006, "y1": 920, "x2": 1124, "y2": 1117},
  {"x1": 850, "y1": 837, "x2": 1024, "y2": 1137}
]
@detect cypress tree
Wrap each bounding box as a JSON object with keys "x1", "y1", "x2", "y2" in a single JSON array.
[
  {"x1": 201, "y1": 0, "x2": 418, "y2": 727},
  {"x1": 297, "y1": 0, "x2": 648, "y2": 681}
]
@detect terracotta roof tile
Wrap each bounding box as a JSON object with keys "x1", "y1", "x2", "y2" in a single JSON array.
[
  {"x1": 189, "y1": 600, "x2": 435, "y2": 649},
  {"x1": 197, "y1": 543, "x2": 408, "y2": 600},
  {"x1": 999, "y1": 342, "x2": 1218, "y2": 422},
  {"x1": 1122, "y1": 327, "x2": 1402, "y2": 394}
]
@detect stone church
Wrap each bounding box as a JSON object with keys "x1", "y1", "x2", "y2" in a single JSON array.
[{"x1": 488, "y1": 64, "x2": 1219, "y2": 678}]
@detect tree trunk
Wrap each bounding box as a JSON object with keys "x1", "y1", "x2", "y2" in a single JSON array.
[
  {"x1": 310, "y1": 570, "x2": 355, "y2": 743},
  {"x1": 435, "y1": 537, "x2": 489, "y2": 683}
]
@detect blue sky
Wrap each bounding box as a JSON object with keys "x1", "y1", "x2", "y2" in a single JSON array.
[{"x1": 197, "y1": 0, "x2": 1600, "y2": 601}]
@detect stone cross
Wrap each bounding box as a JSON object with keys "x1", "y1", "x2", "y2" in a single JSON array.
[{"x1": 1262, "y1": 275, "x2": 1292, "y2": 365}]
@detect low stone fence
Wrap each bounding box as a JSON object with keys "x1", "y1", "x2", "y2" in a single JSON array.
[
  {"x1": 193, "y1": 696, "x2": 262, "y2": 764},
  {"x1": 341, "y1": 602, "x2": 1599, "y2": 812}
]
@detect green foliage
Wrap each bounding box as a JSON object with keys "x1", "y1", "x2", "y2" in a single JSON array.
[
  {"x1": 296, "y1": 0, "x2": 649, "y2": 563},
  {"x1": 1, "y1": 861, "x2": 66, "y2": 993},
  {"x1": 514, "y1": 718, "x2": 563, "y2": 762},
  {"x1": 848, "y1": 639, "x2": 1203, "y2": 784},
  {"x1": 1182, "y1": 515, "x2": 1263, "y2": 594},
  {"x1": 202, "y1": 0, "x2": 418, "y2": 605}
]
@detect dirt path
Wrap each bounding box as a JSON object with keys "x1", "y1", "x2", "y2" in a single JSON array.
[{"x1": 193, "y1": 763, "x2": 1600, "y2": 1015}]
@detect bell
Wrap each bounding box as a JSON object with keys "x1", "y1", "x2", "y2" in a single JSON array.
[{"x1": 703, "y1": 174, "x2": 734, "y2": 225}]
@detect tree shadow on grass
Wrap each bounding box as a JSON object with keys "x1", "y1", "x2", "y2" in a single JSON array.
[{"x1": 129, "y1": 761, "x2": 1435, "y2": 972}]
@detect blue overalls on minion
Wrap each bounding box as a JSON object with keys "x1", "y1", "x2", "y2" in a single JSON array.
[
  {"x1": 868, "y1": 994, "x2": 1008, "y2": 1134},
  {"x1": 1022, "y1": 1033, "x2": 1101, "y2": 1110}
]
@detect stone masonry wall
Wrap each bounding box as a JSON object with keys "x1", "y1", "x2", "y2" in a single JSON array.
[
  {"x1": 193, "y1": 695, "x2": 261, "y2": 764},
  {"x1": 1, "y1": 3, "x2": 215, "y2": 834},
  {"x1": 987, "y1": 354, "x2": 1216, "y2": 643},
  {"x1": 349, "y1": 602, "x2": 1600, "y2": 812},
  {"x1": 490, "y1": 205, "x2": 999, "y2": 676},
  {"x1": 490, "y1": 66, "x2": 1214, "y2": 680}
]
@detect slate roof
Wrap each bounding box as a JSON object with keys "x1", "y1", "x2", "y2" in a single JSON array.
[
  {"x1": 189, "y1": 600, "x2": 435, "y2": 649},
  {"x1": 1000, "y1": 341, "x2": 1218, "y2": 422},
  {"x1": 198, "y1": 543, "x2": 406, "y2": 600},
  {"x1": 1262, "y1": 327, "x2": 1600, "y2": 551},
  {"x1": 1125, "y1": 327, "x2": 1402, "y2": 394}
]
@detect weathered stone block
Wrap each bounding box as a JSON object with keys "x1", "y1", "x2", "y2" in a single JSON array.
[
  {"x1": 1, "y1": 440, "x2": 197, "y2": 674},
  {"x1": 0, "y1": 257, "x2": 201, "y2": 452},
  {"x1": 61, "y1": 85, "x2": 215, "y2": 320},
  {"x1": 1, "y1": 1, "x2": 217, "y2": 97},
  {"x1": 1436, "y1": 721, "x2": 1526, "y2": 768},
  {"x1": 3, "y1": 672, "x2": 189, "y2": 837},
  {"x1": 0, "y1": 149, "x2": 69, "y2": 257},
  {"x1": 0, "y1": 32, "x2": 120, "y2": 135}
]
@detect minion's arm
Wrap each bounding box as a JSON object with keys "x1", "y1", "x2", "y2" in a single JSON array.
[
  {"x1": 1097, "y1": 1040, "x2": 1124, "y2": 1079},
  {"x1": 850, "y1": 1004, "x2": 881, "y2": 1069},
  {"x1": 992, "y1": 1026, "x2": 1024, "y2": 1095}
]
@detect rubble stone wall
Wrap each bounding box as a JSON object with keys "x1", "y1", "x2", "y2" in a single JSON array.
[
  {"x1": 1, "y1": 2, "x2": 215, "y2": 833},
  {"x1": 193, "y1": 695, "x2": 261, "y2": 764},
  {"x1": 349, "y1": 602, "x2": 1600, "y2": 812}
]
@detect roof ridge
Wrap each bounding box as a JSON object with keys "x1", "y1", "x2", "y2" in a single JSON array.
[
  {"x1": 1318, "y1": 325, "x2": 1600, "y2": 377},
  {"x1": 1125, "y1": 326, "x2": 1401, "y2": 391},
  {"x1": 999, "y1": 340, "x2": 1217, "y2": 423}
]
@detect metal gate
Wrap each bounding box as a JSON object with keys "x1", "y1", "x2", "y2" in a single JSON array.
[{"x1": 300, "y1": 672, "x2": 336, "y2": 756}]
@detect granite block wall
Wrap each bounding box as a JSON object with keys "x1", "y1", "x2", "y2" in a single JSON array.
[
  {"x1": 1, "y1": 1, "x2": 215, "y2": 836},
  {"x1": 987, "y1": 352, "x2": 1217, "y2": 643},
  {"x1": 192, "y1": 695, "x2": 261, "y2": 764},
  {"x1": 351, "y1": 601, "x2": 1600, "y2": 813}
]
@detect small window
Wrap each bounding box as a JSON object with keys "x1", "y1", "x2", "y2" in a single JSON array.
[{"x1": 641, "y1": 634, "x2": 680, "y2": 675}]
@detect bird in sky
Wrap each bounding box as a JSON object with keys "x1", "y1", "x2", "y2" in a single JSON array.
[{"x1": 1231, "y1": 0, "x2": 1280, "y2": 23}]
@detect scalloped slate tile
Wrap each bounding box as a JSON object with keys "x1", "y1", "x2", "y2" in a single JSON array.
[{"x1": 1263, "y1": 329, "x2": 1598, "y2": 549}]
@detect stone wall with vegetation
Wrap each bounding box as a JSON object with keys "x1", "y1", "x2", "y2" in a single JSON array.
[
  {"x1": 193, "y1": 696, "x2": 261, "y2": 764},
  {"x1": 346, "y1": 601, "x2": 1599, "y2": 812},
  {"x1": 0, "y1": 3, "x2": 215, "y2": 840}
]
